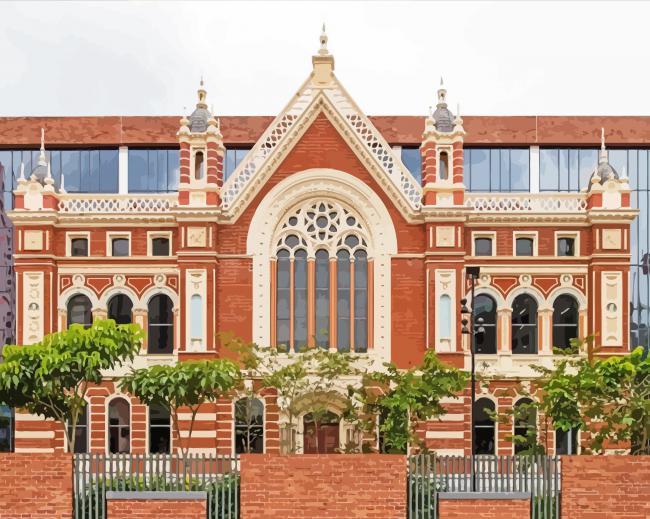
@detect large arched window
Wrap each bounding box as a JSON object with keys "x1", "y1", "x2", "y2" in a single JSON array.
[
  {"x1": 553, "y1": 295, "x2": 579, "y2": 349},
  {"x1": 513, "y1": 398, "x2": 536, "y2": 454},
  {"x1": 235, "y1": 398, "x2": 264, "y2": 454},
  {"x1": 149, "y1": 404, "x2": 171, "y2": 454},
  {"x1": 512, "y1": 294, "x2": 538, "y2": 354},
  {"x1": 107, "y1": 294, "x2": 132, "y2": 325},
  {"x1": 67, "y1": 294, "x2": 92, "y2": 329},
  {"x1": 473, "y1": 398, "x2": 495, "y2": 454},
  {"x1": 0, "y1": 406, "x2": 13, "y2": 452},
  {"x1": 273, "y1": 201, "x2": 371, "y2": 352},
  {"x1": 474, "y1": 294, "x2": 497, "y2": 354},
  {"x1": 108, "y1": 398, "x2": 130, "y2": 454},
  {"x1": 148, "y1": 294, "x2": 174, "y2": 354}
]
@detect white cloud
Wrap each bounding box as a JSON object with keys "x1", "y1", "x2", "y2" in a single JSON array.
[{"x1": 1, "y1": 0, "x2": 649, "y2": 116}]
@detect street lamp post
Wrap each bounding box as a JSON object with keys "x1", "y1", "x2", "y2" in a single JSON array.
[{"x1": 460, "y1": 266, "x2": 483, "y2": 491}]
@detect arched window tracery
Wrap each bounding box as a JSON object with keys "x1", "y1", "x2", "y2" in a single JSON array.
[{"x1": 273, "y1": 200, "x2": 372, "y2": 352}]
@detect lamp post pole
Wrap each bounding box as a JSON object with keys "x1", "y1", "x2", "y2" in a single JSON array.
[{"x1": 461, "y1": 266, "x2": 482, "y2": 491}]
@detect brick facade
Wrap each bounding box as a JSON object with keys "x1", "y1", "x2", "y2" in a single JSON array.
[
  {"x1": 438, "y1": 495, "x2": 530, "y2": 519},
  {"x1": 107, "y1": 495, "x2": 206, "y2": 519},
  {"x1": 561, "y1": 455, "x2": 650, "y2": 518},
  {"x1": 0, "y1": 453, "x2": 72, "y2": 519},
  {"x1": 240, "y1": 454, "x2": 406, "y2": 519}
]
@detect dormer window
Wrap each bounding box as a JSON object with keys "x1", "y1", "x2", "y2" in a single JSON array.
[
  {"x1": 194, "y1": 151, "x2": 205, "y2": 180},
  {"x1": 439, "y1": 151, "x2": 449, "y2": 180}
]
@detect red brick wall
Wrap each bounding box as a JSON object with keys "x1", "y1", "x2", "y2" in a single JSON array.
[
  {"x1": 240, "y1": 454, "x2": 406, "y2": 519},
  {"x1": 107, "y1": 499, "x2": 206, "y2": 519},
  {"x1": 0, "y1": 453, "x2": 72, "y2": 519},
  {"x1": 439, "y1": 497, "x2": 529, "y2": 519},
  {"x1": 561, "y1": 455, "x2": 650, "y2": 518}
]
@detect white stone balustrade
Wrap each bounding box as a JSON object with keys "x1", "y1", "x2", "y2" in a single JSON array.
[
  {"x1": 58, "y1": 194, "x2": 177, "y2": 214},
  {"x1": 466, "y1": 193, "x2": 588, "y2": 213}
]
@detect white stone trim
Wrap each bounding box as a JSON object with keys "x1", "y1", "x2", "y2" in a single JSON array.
[
  {"x1": 246, "y1": 169, "x2": 397, "y2": 360},
  {"x1": 147, "y1": 231, "x2": 173, "y2": 257},
  {"x1": 425, "y1": 431, "x2": 464, "y2": 439},
  {"x1": 106, "y1": 231, "x2": 132, "y2": 257},
  {"x1": 512, "y1": 231, "x2": 539, "y2": 257},
  {"x1": 65, "y1": 231, "x2": 91, "y2": 257}
]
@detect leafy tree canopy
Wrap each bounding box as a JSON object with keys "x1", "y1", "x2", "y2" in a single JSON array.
[{"x1": 0, "y1": 320, "x2": 143, "y2": 452}]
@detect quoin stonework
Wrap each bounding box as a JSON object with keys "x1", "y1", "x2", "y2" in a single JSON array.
[{"x1": 0, "y1": 29, "x2": 641, "y2": 456}]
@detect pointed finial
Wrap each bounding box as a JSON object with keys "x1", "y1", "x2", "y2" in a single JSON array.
[
  {"x1": 440, "y1": 76, "x2": 444, "y2": 87},
  {"x1": 319, "y1": 23, "x2": 329, "y2": 55},
  {"x1": 19, "y1": 162, "x2": 25, "y2": 181},
  {"x1": 599, "y1": 127, "x2": 608, "y2": 163},
  {"x1": 60, "y1": 172, "x2": 66, "y2": 193},
  {"x1": 437, "y1": 78, "x2": 447, "y2": 107},
  {"x1": 197, "y1": 78, "x2": 207, "y2": 108},
  {"x1": 38, "y1": 128, "x2": 47, "y2": 166}
]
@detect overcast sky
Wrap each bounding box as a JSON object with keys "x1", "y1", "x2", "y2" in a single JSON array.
[{"x1": 2, "y1": 1, "x2": 649, "y2": 117}]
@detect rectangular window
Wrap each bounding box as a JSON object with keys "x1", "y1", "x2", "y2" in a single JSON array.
[
  {"x1": 224, "y1": 148, "x2": 252, "y2": 182},
  {"x1": 70, "y1": 238, "x2": 89, "y2": 257},
  {"x1": 465, "y1": 148, "x2": 530, "y2": 192},
  {"x1": 515, "y1": 236, "x2": 535, "y2": 257},
  {"x1": 400, "y1": 147, "x2": 422, "y2": 185},
  {"x1": 557, "y1": 237, "x2": 575, "y2": 257},
  {"x1": 540, "y1": 148, "x2": 598, "y2": 192},
  {"x1": 474, "y1": 238, "x2": 493, "y2": 257},
  {"x1": 151, "y1": 237, "x2": 170, "y2": 256},
  {"x1": 128, "y1": 149, "x2": 179, "y2": 193},
  {"x1": 111, "y1": 237, "x2": 129, "y2": 257}
]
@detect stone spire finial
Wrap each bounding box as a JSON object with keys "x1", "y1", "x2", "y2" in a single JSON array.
[
  {"x1": 19, "y1": 162, "x2": 25, "y2": 181},
  {"x1": 197, "y1": 77, "x2": 208, "y2": 109},
  {"x1": 438, "y1": 77, "x2": 447, "y2": 106},
  {"x1": 38, "y1": 128, "x2": 47, "y2": 166},
  {"x1": 319, "y1": 23, "x2": 329, "y2": 56},
  {"x1": 60, "y1": 172, "x2": 66, "y2": 193},
  {"x1": 599, "y1": 127, "x2": 607, "y2": 164}
]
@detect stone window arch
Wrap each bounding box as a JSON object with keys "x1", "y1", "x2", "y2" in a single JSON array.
[
  {"x1": 67, "y1": 294, "x2": 93, "y2": 329},
  {"x1": 107, "y1": 294, "x2": 133, "y2": 325},
  {"x1": 552, "y1": 294, "x2": 579, "y2": 349},
  {"x1": 148, "y1": 294, "x2": 174, "y2": 354},
  {"x1": 512, "y1": 294, "x2": 538, "y2": 354},
  {"x1": 272, "y1": 200, "x2": 371, "y2": 352}
]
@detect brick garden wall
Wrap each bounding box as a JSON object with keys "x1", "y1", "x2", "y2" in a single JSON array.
[
  {"x1": 240, "y1": 454, "x2": 406, "y2": 519},
  {"x1": 561, "y1": 455, "x2": 650, "y2": 518},
  {"x1": 438, "y1": 495, "x2": 530, "y2": 519},
  {"x1": 0, "y1": 453, "x2": 72, "y2": 519},
  {"x1": 107, "y1": 498, "x2": 206, "y2": 519}
]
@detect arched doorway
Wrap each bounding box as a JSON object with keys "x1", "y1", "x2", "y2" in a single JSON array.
[{"x1": 303, "y1": 411, "x2": 339, "y2": 454}]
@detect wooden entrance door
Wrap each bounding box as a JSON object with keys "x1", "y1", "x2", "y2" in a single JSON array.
[{"x1": 303, "y1": 413, "x2": 340, "y2": 454}]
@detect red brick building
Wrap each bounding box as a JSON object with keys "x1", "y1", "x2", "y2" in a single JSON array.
[{"x1": 2, "y1": 31, "x2": 639, "y2": 456}]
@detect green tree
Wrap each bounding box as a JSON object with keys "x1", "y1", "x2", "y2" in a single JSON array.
[
  {"x1": 0, "y1": 320, "x2": 143, "y2": 453},
  {"x1": 120, "y1": 359, "x2": 241, "y2": 458},
  {"x1": 358, "y1": 350, "x2": 469, "y2": 454},
  {"x1": 224, "y1": 334, "x2": 364, "y2": 453},
  {"x1": 534, "y1": 336, "x2": 650, "y2": 454}
]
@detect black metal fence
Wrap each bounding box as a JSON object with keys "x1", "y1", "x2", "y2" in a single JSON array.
[
  {"x1": 73, "y1": 453, "x2": 239, "y2": 519},
  {"x1": 408, "y1": 454, "x2": 561, "y2": 519}
]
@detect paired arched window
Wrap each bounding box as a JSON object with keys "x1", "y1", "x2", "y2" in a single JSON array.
[
  {"x1": 513, "y1": 398, "x2": 536, "y2": 454},
  {"x1": 149, "y1": 404, "x2": 171, "y2": 454},
  {"x1": 108, "y1": 398, "x2": 130, "y2": 454},
  {"x1": 474, "y1": 294, "x2": 497, "y2": 354},
  {"x1": 234, "y1": 398, "x2": 264, "y2": 454},
  {"x1": 0, "y1": 406, "x2": 13, "y2": 452},
  {"x1": 473, "y1": 398, "x2": 495, "y2": 454},
  {"x1": 553, "y1": 295, "x2": 579, "y2": 349},
  {"x1": 148, "y1": 294, "x2": 174, "y2": 354},
  {"x1": 512, "y1": 294, "x2": 538, "y2": 354},
  {"x1": 274, "y1": 201, "x2": 370, "y2": 353},
  {"x1": 67, "y1": 294, "x2": 92, "y2": 329},
  {"x1": 107, "y1": 294, "x2": 132, "y2": 325}
]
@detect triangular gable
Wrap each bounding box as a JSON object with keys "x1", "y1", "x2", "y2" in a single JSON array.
[{"x1": 220, "y1": 71, "x2": 422, "y2": 222}]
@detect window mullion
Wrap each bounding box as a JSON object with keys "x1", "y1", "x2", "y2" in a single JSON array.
[{"x1": 289, "y1": 258, "x2": 295, "y2": 351}]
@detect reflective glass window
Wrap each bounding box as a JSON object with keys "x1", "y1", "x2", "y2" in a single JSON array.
[
  {"x1": 512, "y1": 294, "x2": 538, "y2": 354},
  {"x1": 401, "y1": 147, "x2": 422, "y2": 185},
  {"x1": 128, "y1": 149, "x2": 179, "y2": 193},
  {"x1": 465, "y1": 148, "x2": 529, "y2": 192},
  {"x1": 235, "y1": 398, "x2": 264, "y2": 454},
  {"x1": 148, "y1": 294, "x2": 174, "y2": 354},
  {"x1": 71, "y1": 238, "x2": 88, "y2": 257},
  {"x1": 474, "y1": 237, "x2": 493, "y2": 256},
  {"x1": 152, "y1": 237, "x2": 170, "y2": 256},
  {"x1": 474, "y1": 294, "x2": 497, "y2": 354},
  {"x1": 473, "y1": 398, "x2": 495, "y2": 454},
  {"x1": 149, "y1": 404, "x2": 171, "y2": 454}
]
